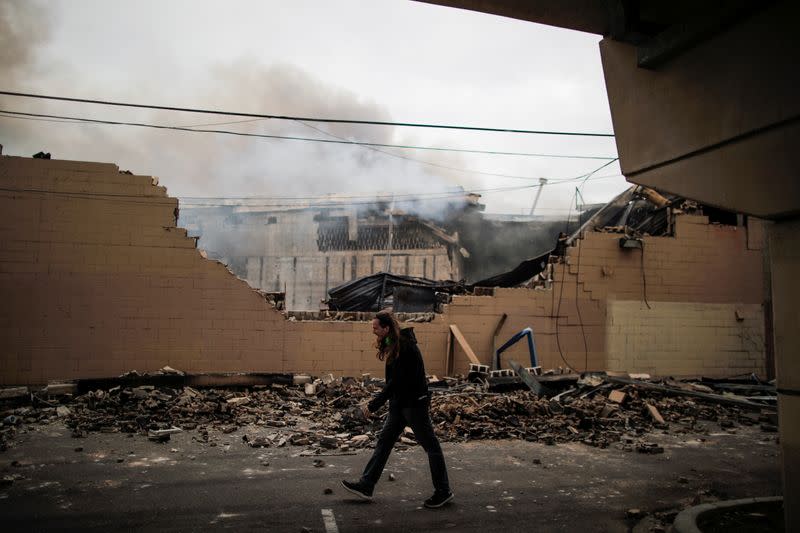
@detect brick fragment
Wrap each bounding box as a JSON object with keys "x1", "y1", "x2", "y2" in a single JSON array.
[
  {"x1": 608, "y1": 390, "x2": 626, "y2": 404},
  {"x1": 645, "y1": 402, "x2": 666, "y2": 425}
]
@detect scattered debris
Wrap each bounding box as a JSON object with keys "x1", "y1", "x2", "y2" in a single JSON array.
[
  {"x1": 0, "y1": 387, "x2": 29, "y2": 400},
  {"x1": 159, "y1": 366, "x2": 184, "y2": 376},
  {"x1": 0, "y1": 372, "x2": 778, "y2": 454},
  {"x1": 636, "y1": 442, "x2": 665, "y2": 454}
]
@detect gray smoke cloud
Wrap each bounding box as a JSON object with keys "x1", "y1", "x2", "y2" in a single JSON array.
[
  {"x1": 0, "y1": 1, "x2": 569, "y2": 285},
  {"x1": 0, "y1": 0, "x2": 51, "y2": 82},
  {"x1": 0, "y1": 0, "x2": 471, "y2": 208},
  {"x1": 2, "y1": 59, "x2": 470, "y2": 222}
]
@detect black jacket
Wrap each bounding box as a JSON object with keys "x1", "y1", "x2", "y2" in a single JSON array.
[{"x1": 368, "y1": 327, "x2": 430, "y2": 411}]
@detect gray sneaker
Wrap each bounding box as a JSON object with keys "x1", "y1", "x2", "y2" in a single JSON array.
[{"x1": 341, "y1": 479, "x2": 373, "y2": 500}]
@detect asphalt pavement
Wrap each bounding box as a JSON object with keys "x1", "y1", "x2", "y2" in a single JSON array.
[{"x1": 0, "y1": 423, "x2": 781, "y2": 532}]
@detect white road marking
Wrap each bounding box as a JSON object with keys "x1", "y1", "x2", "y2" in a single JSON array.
[{"x1": 321, "y1": 508, "x2": 340, "y2": 533}]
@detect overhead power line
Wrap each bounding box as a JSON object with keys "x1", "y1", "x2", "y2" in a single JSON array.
[
  {"x1": 0, "y1": 90, "x2": 616, "y2": 137},
  {"x1": 0, "y1": 162, "x2": 621, "y2": 209},
  {"x1": 176, "y1": 173, "x2": 623, "y2": 204},
  {"x1": 0, "y1": 109, "x2": 616, "y2": 161},
  {"x1": 0, "y1": 108, "x2": 621, "y2": 183},
  {"x1": 289, "y1": 117, "x2": 620, "y2": 184},
  {"x1": 0, "y1": 183, "x2": 540, "y2": 209},
  {"x1": 177, "y1": 160, "x2": 620, "y2": 207}
]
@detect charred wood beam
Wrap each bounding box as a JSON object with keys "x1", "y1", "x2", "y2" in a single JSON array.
[{"x1": 604, "y1": 375, "x2": 768, "y2": 410}]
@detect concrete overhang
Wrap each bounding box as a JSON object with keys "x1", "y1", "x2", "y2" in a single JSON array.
[{"x1": 418, "y1": 1, "x2": 799, "y2": 219}]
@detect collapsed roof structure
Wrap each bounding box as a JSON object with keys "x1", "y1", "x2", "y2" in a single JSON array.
[
  {"x1": 180, "y1": 193, "x2": 478, "y2": 311},
  {"x1": 324, "y1": 184, "x2": 744, "y2": 312}
]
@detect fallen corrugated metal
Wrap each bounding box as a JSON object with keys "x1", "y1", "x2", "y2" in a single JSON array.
[
  {"x1": 326, "y1": 272, "x2": 465, "y2": 312},
  {"x1": 470, "y1": 249, "x2": 552, "y2": 288}
]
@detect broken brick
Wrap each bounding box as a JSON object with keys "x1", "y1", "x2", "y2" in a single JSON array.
[
  {"x1": 608, "y1": 390, "x2": 626, "y2": 404},
  {"x1": 644, "y1": 403, "x2": 666, "y2": 426}
]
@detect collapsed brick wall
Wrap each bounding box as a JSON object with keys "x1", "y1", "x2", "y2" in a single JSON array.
[
  {"x1": 0, "y1": 157, "x2": 288, "y2": 384},
  {"x1": 0, "y1": 157, "x2": 767, "y2": 384}
]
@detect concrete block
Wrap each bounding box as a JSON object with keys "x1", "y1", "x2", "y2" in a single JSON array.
[{"x1": 43, "y1": 383, "x2": 78, "y2": 396}]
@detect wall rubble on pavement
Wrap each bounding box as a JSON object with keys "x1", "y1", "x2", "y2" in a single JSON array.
[{"x1": 0, "y1": 157, "x2": 767, "y2": 384}]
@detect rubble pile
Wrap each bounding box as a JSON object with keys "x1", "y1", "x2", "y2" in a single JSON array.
[
  {"x1": 0, "y1": 373, "x2": 777, "y2": 454},
  {"x1": 430, "y1": 385, "x2": 770, "y2": 450}
]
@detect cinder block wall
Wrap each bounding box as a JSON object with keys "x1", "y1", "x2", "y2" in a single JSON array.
[
  {"x1": 0, "y1": 157, "x2": 767, "y2": 384},
  {"x1": 606, "y1": 301, "x2": 765, "y2": 376},
  {"x1": 0, "y1": 157, "x2": 287, "y2": 384},
  {"x1": 438, "y1": 217, "x2": 765, "y2": 376}
]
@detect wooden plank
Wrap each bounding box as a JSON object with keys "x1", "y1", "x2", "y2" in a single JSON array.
[
  {"x1": 449, "y1": 324, "x2": 481, "y2": 365},
  {"x1": 445, "y1": 327, "x2": 454, "y2": 376}
]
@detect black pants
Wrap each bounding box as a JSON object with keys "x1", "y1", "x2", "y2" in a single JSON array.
[{"x1": 361, "y1": 401, "x2": 450, "y2": 494}]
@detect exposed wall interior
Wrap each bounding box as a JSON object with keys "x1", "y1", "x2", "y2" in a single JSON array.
[{"x1": 180, "y1": 203, "x2": 467, "y2": 311}]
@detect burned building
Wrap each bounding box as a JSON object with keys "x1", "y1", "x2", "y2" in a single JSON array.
[{"x1": 179, "y1": 194, "x2": 480, "y2": 311}]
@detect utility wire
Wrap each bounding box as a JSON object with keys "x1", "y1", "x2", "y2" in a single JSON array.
[
  {"x1": 0, "y1": 90, "x2": 616, "y2": 137},
  {"x1": 0, "y1": 109, "x2": 621, "y2": 182},
  {"x1": 177, "y1": 162, "x2": 621, "y2": 204},
  {"x1": 291, "y1": 117, "x2": 618, "y2": 184},
  {"x1": 176, "y1": 173, "x2": 624, "y2": 205},
  {"x1": 548, "y1": 157, "x2": 618, "y2": 372},
  {"x1": 291, "y1": 119, "x2": 614, "y2": 160},
  {"x1": 0, "y1": 159, "x2": 620, "y2": 207},
  {"x1": 0, "y1": 183, "x2": 545, "y2": 209},
  {"x1": 0, "y1": 110, "x2": 616, "y2": 161},
  {"x1": 1, "y1": 180, "x2": 611, "y2": 212}
]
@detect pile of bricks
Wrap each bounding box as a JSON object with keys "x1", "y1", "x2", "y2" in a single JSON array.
[{"x1": 0, "y1": 374, "x2": 777, "y2": 454}]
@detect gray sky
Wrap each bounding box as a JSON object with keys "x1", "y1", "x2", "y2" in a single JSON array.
[{"x1": 0, "y1": 0, "x2": 626, "y2": 215}]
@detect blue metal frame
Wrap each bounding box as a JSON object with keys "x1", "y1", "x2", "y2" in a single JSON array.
[{"x1": 493, "y1": 327, "x2": 538, "y2": 370}]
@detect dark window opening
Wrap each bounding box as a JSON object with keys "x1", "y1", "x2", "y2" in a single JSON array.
[{"x1": 703, "y1": 205, "x2": 738, "y2": 226}]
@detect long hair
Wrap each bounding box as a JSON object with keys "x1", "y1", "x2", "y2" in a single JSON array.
[{"x1": 374, "y1": 309, "x2": 401, "y2": 363}]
